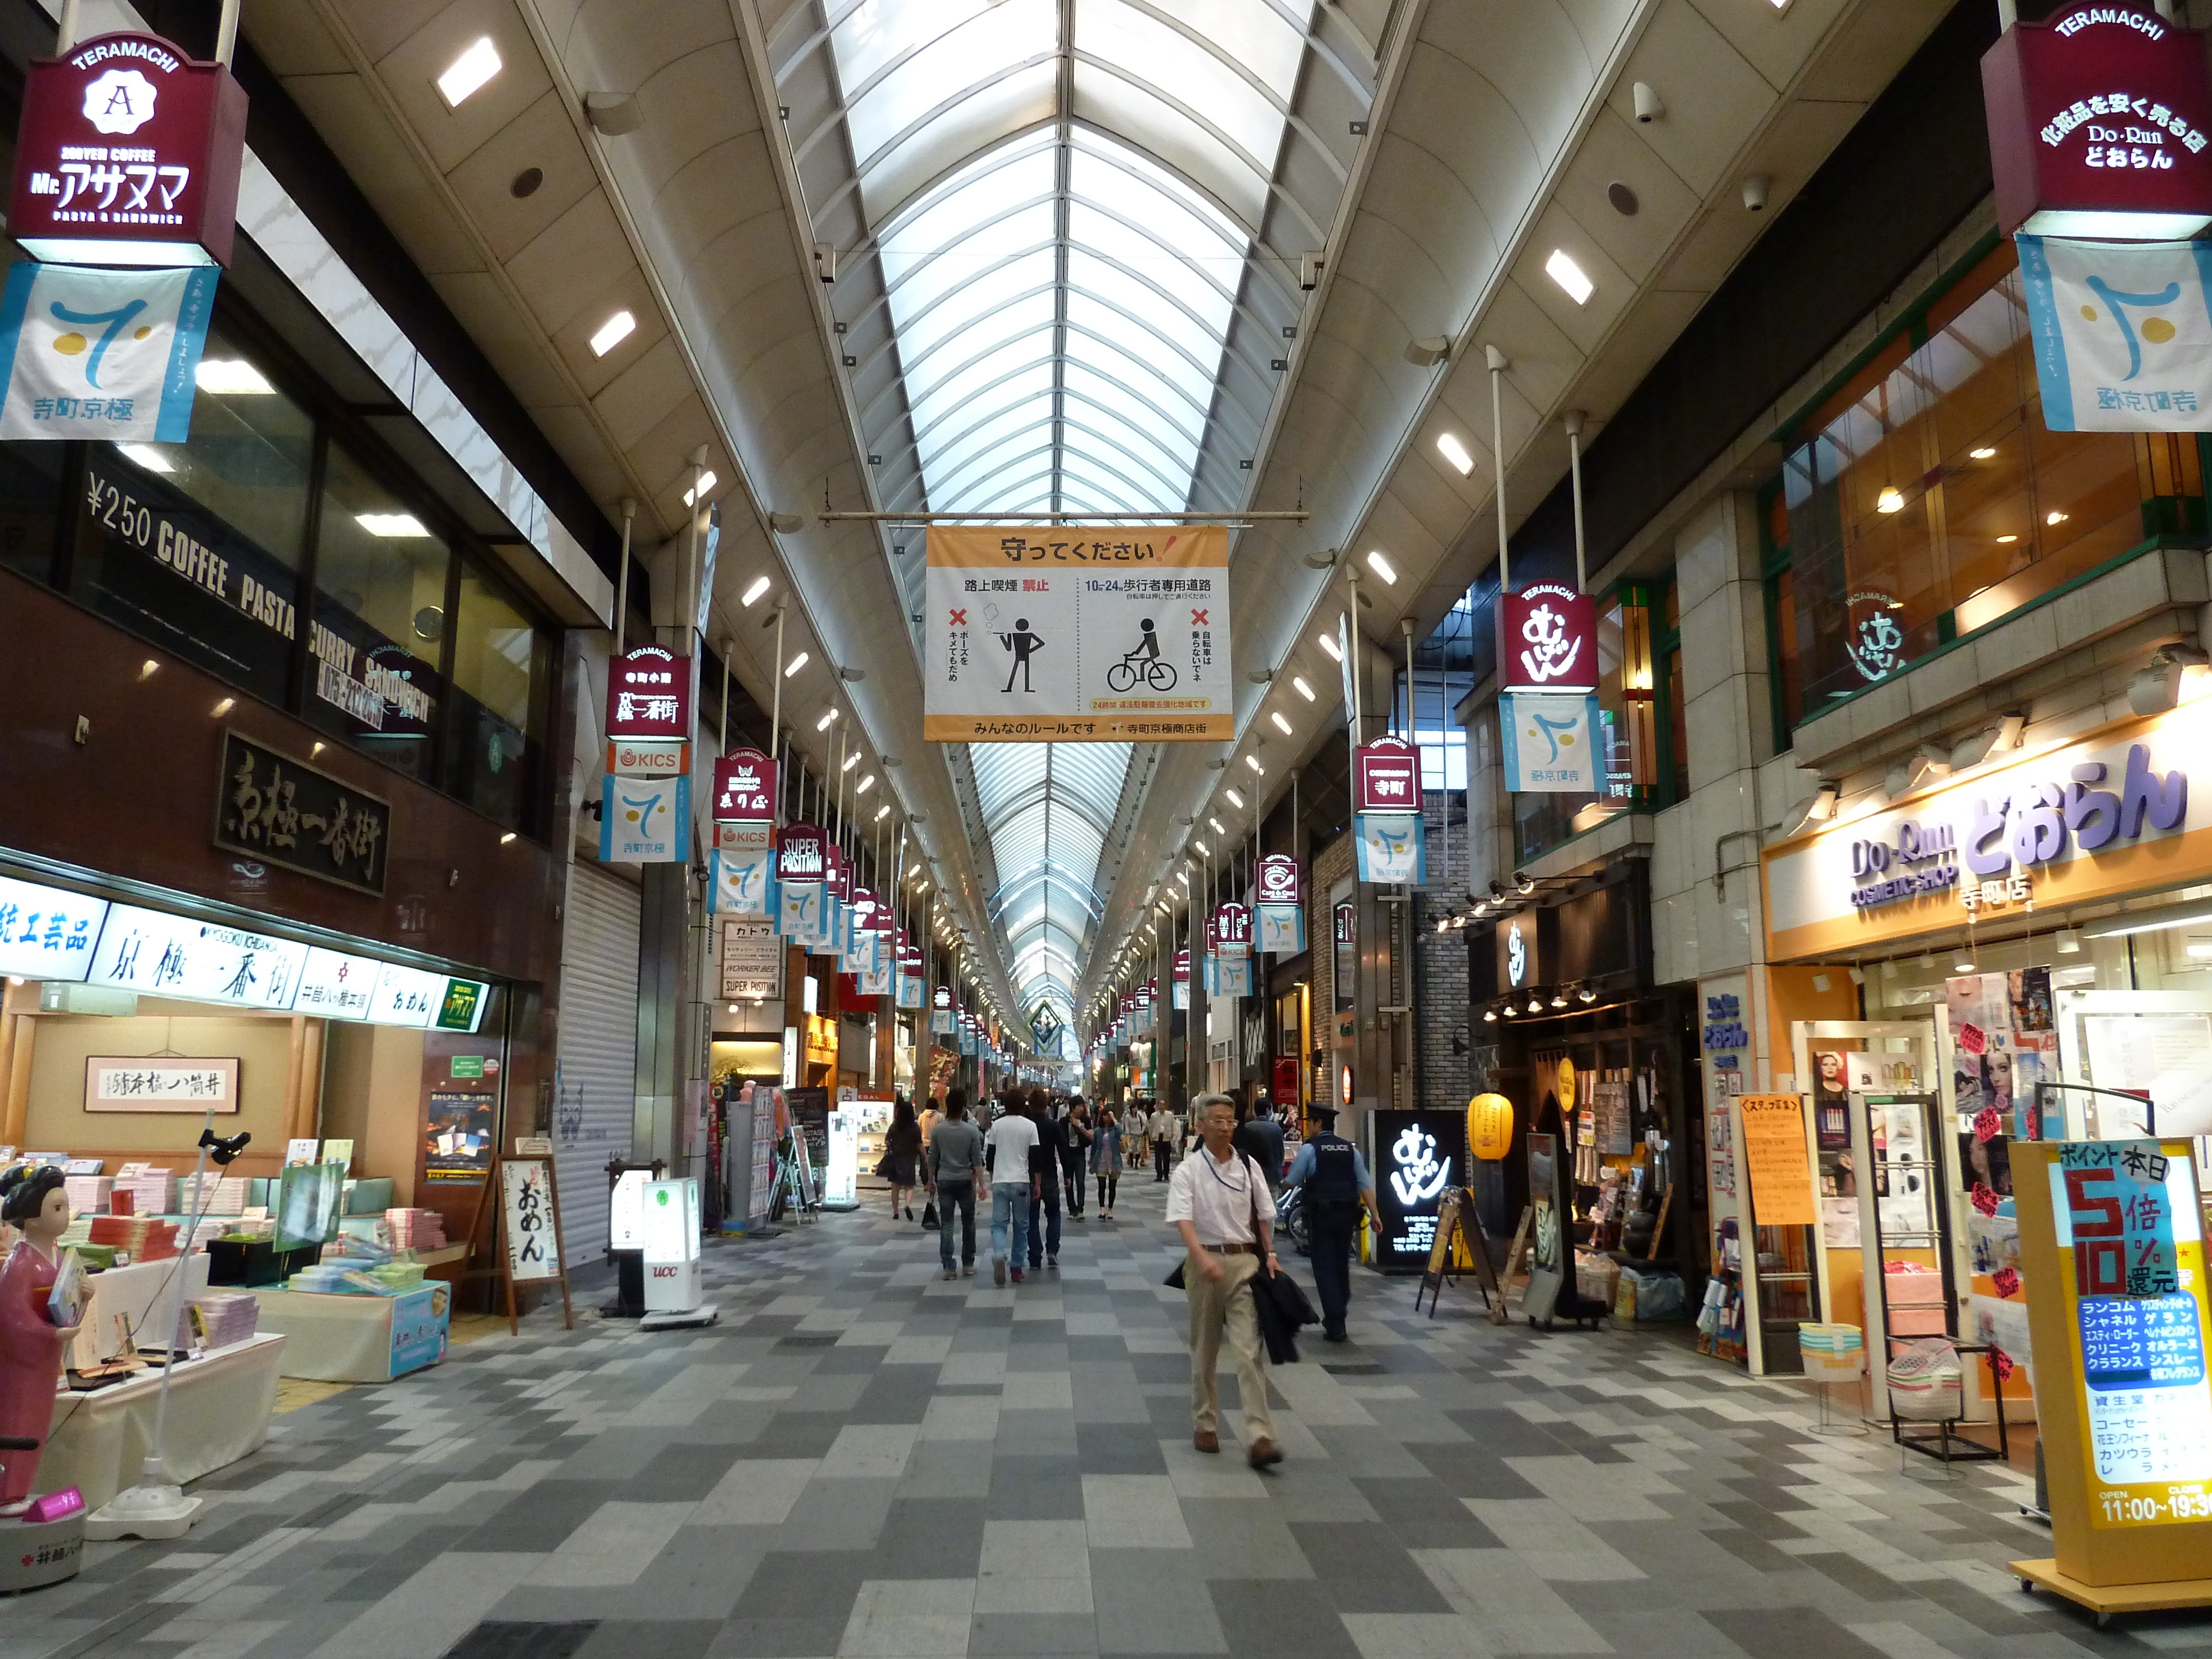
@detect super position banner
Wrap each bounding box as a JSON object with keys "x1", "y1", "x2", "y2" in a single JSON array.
[
  {"x1": 0, "y1": 260, "x2": 216, "y2": 441},
  {"x1": 2017, "y1": 234, "x2": 2212, "y2": 428},
  {"x1": 924, "y1": 525, "x2": 1232, "y2": 742}
]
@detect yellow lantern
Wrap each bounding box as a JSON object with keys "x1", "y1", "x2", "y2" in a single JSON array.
[{"x1": 1467, "y1": 1092, "x2": 1515, "y2": 1161}]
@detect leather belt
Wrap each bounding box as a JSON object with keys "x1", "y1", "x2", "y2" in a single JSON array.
[{"x1": 1204, "y1": 1242, "x2": 1259, "y2": 1255}]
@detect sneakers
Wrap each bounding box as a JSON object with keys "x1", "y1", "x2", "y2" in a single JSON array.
[
  {"x1": 1010, "y1": 1268, "x2": 1026, "y2": 1284},
  {"x1": 1047, "y1": 1256, "x2": 1059, "y2": 1269},
  {"x1": 1323, "y1": 1329, "x2": 1348, "y2": 1343},
  {"x1": 962, "y1": 1264, "x2": 975, "y2": 1276},
  {"x1": 993, "y1": 1257, "x2": 1006, "y2": 1286},
  {"x1": 942, "y1": 1267, "x2": 957, "y2": 1280},
  {"x1": 1246, "y1": 1438, "x2": 1284, "y2": 1470},
  {"x1": 1193, "y1": 1428, "x2": 1219, "y2": 1453}
]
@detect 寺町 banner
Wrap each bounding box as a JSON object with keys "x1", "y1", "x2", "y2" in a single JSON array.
[{"x1": 923, "y1": 525, "x2": 1233, "y2": 742}]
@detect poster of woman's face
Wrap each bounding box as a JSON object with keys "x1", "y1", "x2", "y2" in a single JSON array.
[{"x1": 1814, "y1": 1050, "x2": 1846, "y2": 1102}]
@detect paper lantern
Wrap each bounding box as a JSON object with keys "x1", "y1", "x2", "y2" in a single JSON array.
[{"x1": 1467, "y1": 1093, "x2": 1515, "y2": 1161}]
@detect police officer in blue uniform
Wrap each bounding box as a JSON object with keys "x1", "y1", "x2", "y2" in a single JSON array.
[{"x1": 1282, "y1": 1106, "x2": 1378, "y2": 1342}]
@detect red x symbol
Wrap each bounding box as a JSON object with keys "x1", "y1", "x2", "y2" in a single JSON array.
[
  {"x1": 950, "y1": 608, "x2": 968, "y2": 625},
  {"x1": 1191, "y1": 608, "x2": 1208, "y2": 625}
]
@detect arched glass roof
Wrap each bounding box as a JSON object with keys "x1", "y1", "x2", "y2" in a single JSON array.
[{"x1": 773, "y1": 0, "x2": 1351, "y2": 1008}]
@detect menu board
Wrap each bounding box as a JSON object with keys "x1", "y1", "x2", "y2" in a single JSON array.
[{"x1": 1738, "y1": 1094, "x2": 1815, "y2": 1227}]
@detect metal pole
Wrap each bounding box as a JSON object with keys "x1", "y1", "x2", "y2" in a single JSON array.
[
  {"x1": 215, "y1": 0, "x2": 242, "y2": 66},
  {"x1": 613, "y1": 499, "x2": 637, "y2": 653},
  {"x1": 719, "y1": 639, "x2": 732, "y2": 754},
  {"x1": 1486, "y1": 346, "x2": 1511, "y2": 596},
  {"x1": 1343, "y1": 561, "x2": 1363, "y2": 798},
  {"x1": 768, "y1": 606, "x2": 786, "y2": 764},
  {"x1": 55, "y1": 0, "x2": 80, "y2": 53},
  {"x1": 1564, "y1": 410, "x2": 1588, "y2": 593},
  {"x1": 685, "y1": 448, "x2": 706, "y2": 633}
]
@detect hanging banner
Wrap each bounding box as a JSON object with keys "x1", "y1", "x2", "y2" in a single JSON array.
[
  {"x1": 710, "y1": 845, "x2": 774, "y2": 915},
  {"x1": 1172, "y1": 946, "x2": 1190, "y2": 1009},
  {"x1": 605, "y1": 645, "x2": 693, "y2": 739},
  {"x1": 1355, "y1": 735, "x2": 1421, "y2": 814},
  {"x1": 1354, "y1": 811, "x2": 1425, "y2": 884},
  {"x1": 1255, "y1": 853, "x2": 1301, "y2": 906},
  {"x1": 600, "y1": 774, "x2": 688, "y2": 864},
  {"x1": 1257, "y1": 904, "x2": 1306, "y2": 954},
  {"x1": 712, "y1": 748, "x2": 776, "y2": 821},
  {"x1": 776, "y1": 822, "x2": 827, "y2": 885},
  {"x1": 1499, "y1": 690, "x2": 1603, "y2": 793},
  {"x1": 1206, "y1": 953, "x2": 1254, "y2": 997},
  {"x1": 1499, "y1": 583, "x2": 1599, "y2": 692},
  {"x1": 0, "y1": 260, "x2": 216, "y2": 442},
  {"x1": 2017, "y1": 234, "x2": 2212, "y2": 429},
  {"x1": 1212, "y1": 901, "x2": 1252, "y2": 959},
  {"x1": 9, "y1": 32, "x2": 251, "y2": 267},
  {"x1": 778, "y1": 878, "x2": 832, "y2": 947},
  {"x1": 922, "y1": 524, "x2": 1233, "y2": 742}
]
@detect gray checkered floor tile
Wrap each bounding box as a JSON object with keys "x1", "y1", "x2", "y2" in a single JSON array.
[{"x1": 9, "y1": 1173, "x2": 2206, "y2": 1657}]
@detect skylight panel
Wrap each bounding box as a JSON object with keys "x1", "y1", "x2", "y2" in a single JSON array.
[
  {"x1": 1071, "y1": 69, "x2": 1267, "y2": 226},
  {"x1": 843, "y1": 0, "x2": 1055, "y2": 166},
  {"x1": 1076, "y1": 0, "x2": 1284, "y2": 168}
]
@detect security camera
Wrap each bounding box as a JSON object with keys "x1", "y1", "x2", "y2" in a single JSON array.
[{"x1": 1632, "y1": 81, "x2": 1663, "y2": 123}]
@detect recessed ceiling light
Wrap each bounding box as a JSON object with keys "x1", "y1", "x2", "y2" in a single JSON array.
[
  {"x1": 436, "y1": 36, "x2": 503, "y2": 108},
  {"x1": 195, "y1": 359, "x2": 272, "y2": 395},
  {"x1": 1365, "y1": 549, "x2": 1397, "y2": 583},
  {"x1": 1245, "y1": 754, "x2": 1265, "y2": 775},
  {"x1": 1194, "y1": 838, "x2": 1210, "y2": 856},
  {"x1": 1876, "y1": 486, "x2": 1903, "y2": 514},
  {"x1": 1223, "y1": 787, "x2": 1245, "y2": 809},
  {"x1": 683, "y1": 469, "x2": 718, "y2": 507},
  {"x1": 1436, "y1": 432, "x2": 1475, "y2": 476},
  {"x1": 1545, "y1": 248, "x2": 1594, "y2": 305},
  {"x1": 741, "y1": 574, "x2": 771, "y2": 605},
  {"x1": 1996, "y1": 534, "x2": 2018, "y2": 544},
  {"x1": 2047, "y1": 509, "x2": 2068, "y2": 525},
  {"x1": 841, "y1": 752, "x2": 859, "y2": 771},
  {"x1": 1292, "y1": 675, "x2": 1316, "y2": 701},
  {"x1": 875, "y1": 803, "x2": 890, "y2": 820},
  {"x1": 857, "y1": 774, "x2": 875, "y2": 794},
  {"x1": 1271, "y1": 711, "x2": 1293, "y2": 735},
  {"x1": 1969, "y1": 446, "x2": 1996, "y2": 459},
  {"x1": 816, "y1": 707, "x2": 837, "y2": 729},
  {"x1": 1208, "y1": 816, "x2": 1226, "y2": 836},
  {"x1": 119, "y1": 443, "x2": 174, "y2": 473},
  {"x1": 590, "y1": 310, "x2": 637, "y2": 356},
  {"x1": 1317, "y1": 632, "x2": 1342, "y2": 661},
  {"x1": 357, "y1": 512, "x2": 430, "y2": 538},
  {"x1": 785, "y1": 651, "x2": 810, "y2": 677}
]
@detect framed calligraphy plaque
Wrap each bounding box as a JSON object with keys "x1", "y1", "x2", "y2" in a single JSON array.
[
  {"x1": 212, "y1": 730, "x2": 392, "y2": 896},
  {"x1": 84, "y1": 1053, "x2": 237, "y2": 1113}
]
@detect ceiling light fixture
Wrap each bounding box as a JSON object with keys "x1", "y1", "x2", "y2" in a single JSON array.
[
  {"x1": 1245, "y1": 755, "x2": 1265, "y2": 775},
  {"x1": 1970, "y1": 446, "x2": 1996, "y2": 459},
  {"x1": 1292, "y1": 675, "x2": 1316, "y2": 702},
  {"x1": 589, "y1": 310, "x2": 637, "y2": 357},
  {"x1": 1436, "y1": 432, "x2": 1475, "y2": 476},
  {"x1": 195, "y1": 359, "x2": 272, "y2": 395},
  {"x1": 1365, "y1": 549, "x2": 1397, "y2": 584},
  {"x1": 1208, "y1": 817, "x2": 1226, "y2": 836},
  {"x1": 785, "y1": 651, "x2": 809, "y2": 677},
  {"x1": 841, "y1": 752, "x2": 859, "y2": 771},
  {"x1": 741, "y1": 574, "x2": 771, "y2": 606},
  {"x1": 357, "y1": 513, "x2": 429, "y2": 538},
  {"x1": 683, "y1": 470, "x2": 718, "y2": 507},
  {"x1": 436, "y1": 36, "x2": 503, "y2": 108},
  {"x1": 1996, "y1": 534, "x2": 2018, "y2": 544},
  {"x1": 1876, "y1": 486, "x2": 1904, "y2": 513},
  {"x1": 1271, "y1": 712, "x2": 1293, "y2": 735},
  {"x1": 858, "y1": 775, "x2": 875, "y2": 794},
  {"x1": 1223, "y1": 787, "x2": 1245, "y2": 810},
  {"x1": 2048, "y1": 509, "x2": 2069, "y2": 525},
  {"x1": 1545, "y1": 248, "x2": 1594, "y2": 304},
  {"x1": 1317, "y1": 631, "x2": 1342, "y2": 662},
  {"x1": 1194, "y1": 838, "x2": 1210, "y2": 857},
  {"x1": 815, "y1": 708, "x2": 837, "y2": 730}
]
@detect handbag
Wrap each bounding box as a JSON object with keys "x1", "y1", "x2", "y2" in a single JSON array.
[{"x1": 921, "y1": 1198, "x2": 939, "y2": 1229}]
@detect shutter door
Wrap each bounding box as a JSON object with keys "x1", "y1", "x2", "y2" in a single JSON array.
[{"x1": 554, "y1": 863, "x2": 640, "y2": 1266}]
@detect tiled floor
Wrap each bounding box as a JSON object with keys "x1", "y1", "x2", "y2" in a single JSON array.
[{"x1": 9, "y1": 1173, "x2": 2210, "y2": 1657}]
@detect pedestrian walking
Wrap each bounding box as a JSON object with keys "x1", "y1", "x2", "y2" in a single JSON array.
[
  {"x1": 1062, "y1": 1098, "x2": 1092, "y2": 1219},
  {"x1": 927, "y1": 1091, "x2": 986, "y2": 1279},
  {"x1": 1233, "y1": 1097, "x2": 1287, "y2": 1189},
  {"x1": 1167, "y1": 1093, "x2": 1283, "y2": 1468},
  {"x1": 1280, "y1": 1105, "x2": 1378, "y2": 1342},
  {"x1": 880, "y1": 1095, "x2": 923, "y2": 1222},
  {"x1": 1026, "y1": 1088, "x2": 1063, "y2": 1270},
  {"x1": 1148, "y1": 1099, "x2": 1178, "y2": 1181},
  {"x1": 1090, "y1": 1102, "x2": 1124, "y2": 1219},
  {"x1": 984, "y1": 1093, "x2": 1040, "y2": 1285}
]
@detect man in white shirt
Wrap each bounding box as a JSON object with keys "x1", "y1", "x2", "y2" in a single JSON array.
[
  {"x1": 1166, "y1": 1093, "x2": 1282, "y2": 1468},
  {"x1": 984, "y1": 1100, "x2": 1041, "y2": 1286},
  {"x1": 1147, "y1": 1102, "x2": 1180, "y2": 1181}
]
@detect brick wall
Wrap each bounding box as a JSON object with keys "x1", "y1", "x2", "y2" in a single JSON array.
[{"x1": 1413, "y1": 786, "x2": 1471, "y2": 1114}]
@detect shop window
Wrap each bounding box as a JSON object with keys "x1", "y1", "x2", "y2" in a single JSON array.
[
  {"x1": 0, "y1": 441, "x2": 65, "y2": 588},
  {"x1": 444, "y1": 560, "x2": 550, "y2": 831},
  {"x1": 71, "y1": 324, "x2": 315, "y2": 708},
  {"x1": 1776, "y1": 242, "x2": 2195, "y2": 723},
  {"x1": 305, "y1": 442, "x2": 451, "y2": 782}
]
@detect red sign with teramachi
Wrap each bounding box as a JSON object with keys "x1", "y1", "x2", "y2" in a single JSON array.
[
  {"x1": 712, "y1": 748, "x2": 776, "y2": 821},
  {"x1": 9, "y1": 33, "x2": 248, "y2": 267},
  {"x1": 606, "y1": 646, "x2": 692, "y2": 741},
  {"x1": 1355, "y1": 736, "x2": 1420, "y2": 814}
]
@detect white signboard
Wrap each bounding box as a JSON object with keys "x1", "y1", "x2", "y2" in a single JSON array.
[
  {"x1": 2083, "y1": 1014, "x2": 2212, "y2": 1136},
  {"x1": 718, "y1": 917, "x2": 782, "y2": 1002},
  {"x1": 600, "y1": 774, "x2": 689, "y2": 864},
  {"x1": 1499, "y1": 691, "x2": 1603, "y2": 793},
  {"x1": 290, "y1": 947, "x2": 377, "y2": 1021},
  {"x1": 368, "y1": 962, "x2": 443, "y2": 1028},
  {"x1": 88, "y1": 902, "x2": 306, "y2": 1008},
  {"x1": 0, "y1": 875, "x2": 108, "y2": 982},
  {"x1": 922, "y1": 525, "x2": 1233, "y2": 742},
  {"x1": 85, "y1": 1055, "x2": 238, "y2": 1113},
  {"x1": 500, "y1": 1157, "x2": 561, "y2": 1284}
]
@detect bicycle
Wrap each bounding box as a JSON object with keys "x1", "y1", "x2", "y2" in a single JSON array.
[{"x1": 1105, "y1": 655, "x2": 1178, "y2": 692}]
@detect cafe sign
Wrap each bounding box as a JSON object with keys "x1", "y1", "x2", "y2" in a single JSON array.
[{"x1": 1764, "y1": 701, "x2": 2209, "y2": 959}]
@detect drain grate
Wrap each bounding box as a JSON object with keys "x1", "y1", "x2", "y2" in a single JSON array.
[
  {"x1": 1321, "y1": 1361, "x2": 1386, "y2": 1375},
  {"x1": 779, "y1": 1333, "x2": 840, "y2": 1347}
]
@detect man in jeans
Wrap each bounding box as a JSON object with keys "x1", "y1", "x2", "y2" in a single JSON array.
[
  {"x1": 1027, "y1": 1089, "x2": 1065, "y2": 1271},
  {"x1": 984, "y1": 1095, "x2": 1040, "y2": 1285},
  {"x1": 927, "y1": 1091, "x2": 986, "y2": 1279},
  {"x1": 1166, "y1": 1093, "x2": 1283, "y2": 1469}
]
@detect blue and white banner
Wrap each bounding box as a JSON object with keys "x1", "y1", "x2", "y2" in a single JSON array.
[
  {"x1": 2017, "y1": 234, "x2": 2212, "y2": 430},
  {"x1": 1204, "y1": 953, "x2": 1253, "y2": 997},
  {"x1": 710, "y1": 846, "x2": 775, "y2": 915},
  {"x1": 601, "y1": 774, "x2": 688, "y2": 863},
  {"x1": 778, "y1": 879, "x2": 832, "y2": 947},
  {"x1": 1256, "y1": 902, "x2": 1305, "y2": 954},
  {"x1": 1355, "y1": 812, "x2": 1425, "y2": 884},
  {"x1": 1499, "y1": 691, "x2": 1603, "y2": 794},
  {"x1": 857, "y1": 954, "x2": 891, "y2": 997},
  {"x1": 896, "y1": 969, "x2": 925, "y2": 1010},
  {"x1": 0, "y1": 262, "x2": 217, "y2": 442}
]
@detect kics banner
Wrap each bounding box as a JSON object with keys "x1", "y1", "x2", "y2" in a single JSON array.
[{"x1": 923, "y1": 525, "x2": 1232, "y2": 742}]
